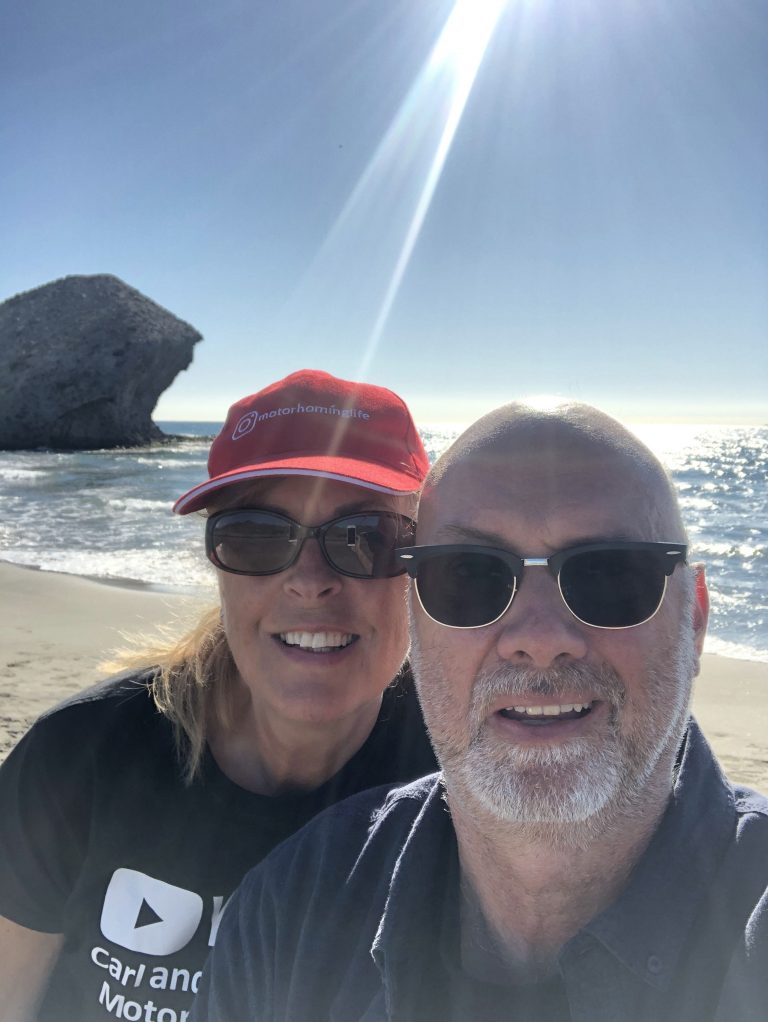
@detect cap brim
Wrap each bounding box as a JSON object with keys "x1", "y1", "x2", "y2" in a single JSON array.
[{"x1": 173, "y1": 455, "x2": 424, "y2": 514}]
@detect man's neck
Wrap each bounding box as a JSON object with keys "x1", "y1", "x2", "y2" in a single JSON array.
[{"x1": 448, "y1": 767, "x2": 674, "y2": 976}]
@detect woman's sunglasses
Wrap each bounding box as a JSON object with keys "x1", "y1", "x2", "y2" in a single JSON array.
[
  {"x1": 395, "y1": 541, "x2": 688, "y2": 630},
  {"x1": 206, "y1": 508, "x2": 416, "y2": 579}
]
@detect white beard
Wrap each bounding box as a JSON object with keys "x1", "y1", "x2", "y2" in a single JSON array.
[{"x1": 410, "y1": 615, "x2": 696, "y2": 838}]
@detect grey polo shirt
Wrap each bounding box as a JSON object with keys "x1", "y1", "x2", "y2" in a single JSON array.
[{"x1": 194, "y1": 719, "x2": 768, "y2": 1021}]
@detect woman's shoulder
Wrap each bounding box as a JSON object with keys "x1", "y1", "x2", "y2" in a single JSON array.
[
  {"x1": 0, "y1": 669, "x2": 179, "y2": 843},
  {"x1": 10, "y1": 669, "x2": 165, "y2": 766},
  {"x1": 37, "y1": 669, "x2": 158, "y2": 723}
]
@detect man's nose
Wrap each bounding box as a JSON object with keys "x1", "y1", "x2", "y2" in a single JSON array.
[
  {"x1": 282, "y1": 536, "x2": 343, "y2": 600},
  {"x1": 494, "y1": 566, "x2": 589, "y2": 668}
]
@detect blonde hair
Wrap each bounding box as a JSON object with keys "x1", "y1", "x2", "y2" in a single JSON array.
[{"x1": 101, "y1": 607, "x2": 239, "y2": 784}]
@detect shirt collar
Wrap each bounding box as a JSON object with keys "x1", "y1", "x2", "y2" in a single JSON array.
[
  {"x1": 576, "y1": 717, "x2": 736, "y2": 990},
  {"x1": 371, "y1": 719, "x2": 737, "y2": 998},
  {"x1": 371, "y1": 777, "x2": 454, "y2": 960}
]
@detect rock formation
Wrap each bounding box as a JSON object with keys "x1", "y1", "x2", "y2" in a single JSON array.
[{"x1": 0, "y1": 274, "x2": 202, "y2": 449}]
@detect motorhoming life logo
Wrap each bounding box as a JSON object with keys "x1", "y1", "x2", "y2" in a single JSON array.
[{"x1": 232, "y1": 402, "x2": 371, "y2": 440}]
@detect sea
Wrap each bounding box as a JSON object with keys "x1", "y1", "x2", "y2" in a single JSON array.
[{"x1": 1, "y1": 421, "x2": 766, "y2": 663}]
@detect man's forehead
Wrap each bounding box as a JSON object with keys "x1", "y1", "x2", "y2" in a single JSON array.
[
  {"x1": 430, "y1": 441, "x2": 642, "y2": 500},
  {"x1": 424, "y1": 491, "x2": 644, "y2": 542},
  {"x1": 418, "y1": 404, "x2": 685, "y2": 542},
  {"x1": 419, "y1": 442, "x2": 671, "y2": 545}
]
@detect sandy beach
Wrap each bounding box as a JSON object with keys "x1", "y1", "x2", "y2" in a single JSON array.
[
  {"x1": 0, "y1": 561, "x2": 213, "y2": 757},
  {"x1": 1, "y1": 560, "x2": 767, "y2": 791}
]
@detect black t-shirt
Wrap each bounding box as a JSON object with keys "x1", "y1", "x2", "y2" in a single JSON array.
[{"x1": 0, "y1": 669, "x2": 437, "y2": 1022}]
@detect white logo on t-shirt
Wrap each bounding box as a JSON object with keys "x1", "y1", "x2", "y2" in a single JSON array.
[{"x1": 100, "y1": 868, "x2": 204, "y2": 955}]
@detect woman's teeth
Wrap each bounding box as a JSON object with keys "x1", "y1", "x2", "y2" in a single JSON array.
[{"x1": 279, "y1": 631, "x2": 355, "y2": 653}]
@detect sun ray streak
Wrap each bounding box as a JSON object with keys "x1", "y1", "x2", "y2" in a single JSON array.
[
  {"x1": 359, "y1": 8, "x2": 503, "y2": 379},
  {"x1": 285, "y1": 0, "x2": 508, "y2": 382}
]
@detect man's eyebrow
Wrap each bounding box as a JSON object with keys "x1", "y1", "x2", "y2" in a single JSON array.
[{"x1": 431, "y1": 523, "x2": 508, "y2": 546}]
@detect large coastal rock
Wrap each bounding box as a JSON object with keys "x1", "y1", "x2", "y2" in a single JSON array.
[{"x1": 0, "y1": 274, "x2": 201, "y2": 449}]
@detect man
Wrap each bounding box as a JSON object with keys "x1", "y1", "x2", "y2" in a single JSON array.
[{"x1": 193, "y1": 402, "x2": 768, "y2": 1021}]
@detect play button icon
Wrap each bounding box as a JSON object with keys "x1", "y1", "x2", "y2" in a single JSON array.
[
  {"x1": 134, "y1": 898, "x2": 163, "y2": 929},
  {"x1": 100, "y1": 868, "x2": 204, "y2": 955}
]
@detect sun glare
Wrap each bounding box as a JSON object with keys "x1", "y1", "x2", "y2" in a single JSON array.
[
  {"x1": 359, "y1": 0, "x2": 509, "y2": 378},
  {"x1": 286, "y1": 0, "x2": 509, "y2": 381},
  {"x1": 523, "y1": 393, "x2": 570, "y2": 412},
  {"x1": 432, "y1": 0, "x2": 510, "y2": 82}
]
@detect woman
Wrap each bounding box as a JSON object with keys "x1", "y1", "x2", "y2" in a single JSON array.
[{"x1": 0, "y1": 369, "x2": 437, "y2": 1022}]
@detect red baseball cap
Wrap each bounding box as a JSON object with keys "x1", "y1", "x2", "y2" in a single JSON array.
[{"x1": 173, "y1": 369, "x2": 429, "y2": 514}]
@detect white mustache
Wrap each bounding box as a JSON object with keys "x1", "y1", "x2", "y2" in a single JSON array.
[{"x1": 469, "y1": 661, "x2": 626, "y2": 729}]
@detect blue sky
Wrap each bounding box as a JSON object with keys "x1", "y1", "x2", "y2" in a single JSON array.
[{"x1": 2, "y1": 0, "x2": 766, "y2": 426}]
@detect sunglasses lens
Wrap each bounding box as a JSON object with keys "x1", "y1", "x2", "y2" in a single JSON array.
[
  {"x1": 323, "y1": 514, "x2": 412, "y2": 578},
  {"x1": 415, "y1": 552, "x2": 516, "y2": 627},
  {"x1": 209, "y1": 512, "x2": 295, "y2": 574},
  {"x1": 559, "y1": 549, "x2": 667, "y2": 627},
  {"x1": 209, "y1": 511, "x2": 413, "y2": 578}
]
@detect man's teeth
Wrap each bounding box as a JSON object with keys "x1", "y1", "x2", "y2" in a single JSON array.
[
  {"x1": 280, "y1": 631, "x2": 354, "y2": 652},
  {"x1": 506, "y1": 703, "x2": 591, "y2": 716}
]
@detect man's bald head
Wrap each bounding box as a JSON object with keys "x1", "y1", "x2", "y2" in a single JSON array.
[{"x1": 421, "y1": 401, "x2": 687, "y2": 544}]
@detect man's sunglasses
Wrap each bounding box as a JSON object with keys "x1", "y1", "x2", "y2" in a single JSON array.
[
  {"x1": 395, "y1": 541, "x2": 688, "y2": 630},
  {"x1": 206, "y1": 508, "x2": 416, "y2": 579}
]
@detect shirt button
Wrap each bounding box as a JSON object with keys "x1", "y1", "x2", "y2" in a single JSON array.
[{"x1": 647, "y1": 955, "x2": 663, "y2": 975}]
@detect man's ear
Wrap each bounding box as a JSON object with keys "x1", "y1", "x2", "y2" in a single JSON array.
[{"x1": 691, "y1": 564, "x2": 709, "y2": 675}]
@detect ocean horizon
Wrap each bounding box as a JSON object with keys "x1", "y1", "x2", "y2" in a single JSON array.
[{"x1": 1, "y1": 420, "x2": 766, "y2": 663}]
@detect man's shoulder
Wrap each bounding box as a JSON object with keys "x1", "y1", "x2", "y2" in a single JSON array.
[
  {"x1": 733, "y1": 784, "x2": 768, "y2": 820},
  {"x1": 240, "y1": 772, "x2": 441, "y2": 902},
  {"x1": 711, "y1": 784, "x2": 768, "y2": 1013},
  {"x1": 272, "y1": 770, "x2": 439, "y2": 863},
  {"x1": 726, "y1": 782, "x2": 768, "y2": 865},
  {"x1": 729, "y1": 783, "x2": 768, "y2": 877}
]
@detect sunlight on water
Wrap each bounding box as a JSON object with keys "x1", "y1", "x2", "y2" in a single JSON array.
[{"x1": 0, "y1": 422, "x2": 766, "y2": 662}]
